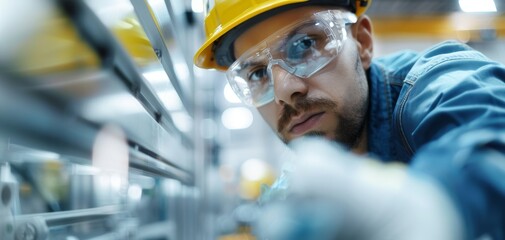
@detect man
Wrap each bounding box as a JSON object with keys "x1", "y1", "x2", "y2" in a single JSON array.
[{"x1": 194, "y1": 0, "x2": 505, "y2": 239}]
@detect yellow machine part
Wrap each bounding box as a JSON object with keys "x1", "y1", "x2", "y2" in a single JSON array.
[
  {"x1": 14, "y1": 12, "x2": 100, "y2": 74},
  {"x1": 14, "y1": 11, "x2": 157, "y2": 74},
  {"x1": 112, "y1": 15, "x2": 158, "y2": 66}
]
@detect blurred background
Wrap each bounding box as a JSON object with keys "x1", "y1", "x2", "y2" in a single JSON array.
[{"x1": 0, "y1": 0, "x2": 503, "y2": 239}]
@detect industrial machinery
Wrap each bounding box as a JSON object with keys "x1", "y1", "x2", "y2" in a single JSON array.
[{"x1": 0, "y1": 0, "x2": 204, "y2": 239}]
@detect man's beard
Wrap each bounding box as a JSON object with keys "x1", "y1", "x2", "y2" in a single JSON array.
[
  {"x1": 277, "y1": 97, "x2": 367, "y2": 149},
  {"x1": 276, "y1": 51, "x2": 369, "y2": 149}
]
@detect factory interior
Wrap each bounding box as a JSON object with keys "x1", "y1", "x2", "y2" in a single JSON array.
[{"x1": 0, "y1": 0, "x2": 504, "y2": 239}]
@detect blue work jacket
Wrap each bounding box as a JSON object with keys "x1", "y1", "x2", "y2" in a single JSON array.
[{"x1": 368, "y1": 40, "x2": 505, "y2": 239}]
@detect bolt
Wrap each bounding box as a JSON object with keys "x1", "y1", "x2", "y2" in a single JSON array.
[
  {"x1": 154, "y1": 112, "x2": 162, "y2": 123},
  {"x1": 154, "y1": 49, "x2": 162, "y2": 58}
]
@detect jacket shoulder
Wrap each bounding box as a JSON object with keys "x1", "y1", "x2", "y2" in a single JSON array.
[{"x1": 405, "y1": 40, "x2": 491, "y2": 83}]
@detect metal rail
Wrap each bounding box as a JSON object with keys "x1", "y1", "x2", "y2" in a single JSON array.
[
  {"x1": 130, "y1": 0, "x2": 194, "y2": 115},
  {"x1": 57, "y1": 0, "x2": 193, "y2": 146},
  {"x1": 18, "y1": 205, "x2": 122, "y2": 227}
]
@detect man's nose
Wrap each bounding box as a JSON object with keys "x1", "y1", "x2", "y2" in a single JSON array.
[{"x1": 271, "y1": 65, "x2": 309, "y2": 106}]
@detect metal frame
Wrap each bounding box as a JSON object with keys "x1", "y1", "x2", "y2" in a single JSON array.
[
  {"x1": 58, "y1": 0, "x2": 193, "y2": 145},
  {"x1": 130, "y1": 0, "x2": 194, "y2": 116}
]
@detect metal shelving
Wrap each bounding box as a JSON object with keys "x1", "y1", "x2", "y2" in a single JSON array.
[{"x1": 0, "y1": 0, "x2": 200, "y2": 239}]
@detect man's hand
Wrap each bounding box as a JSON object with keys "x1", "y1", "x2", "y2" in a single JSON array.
[{"x1": 255, "y1": 137, "x2": 464, "y2": 240}]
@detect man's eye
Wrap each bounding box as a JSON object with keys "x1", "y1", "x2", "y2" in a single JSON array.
[
  {"x1": 247, "y1": 67, "x2": 268, "y2": 83},
  {"x1": 286, "y1": 35, "x2": 317, "y2": 61},
  {"x1": 297, "y1": 37, "x2": 315, "y2": 50}
]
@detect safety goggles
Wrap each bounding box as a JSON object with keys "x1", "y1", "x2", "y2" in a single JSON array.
[{"x1": 226, "y1": 10, "x2": 357, "y2": 107}]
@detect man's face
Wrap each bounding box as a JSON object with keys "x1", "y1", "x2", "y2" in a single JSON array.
[{"x1": 233, "y1": 6, "x2": 370, "y2": 149}]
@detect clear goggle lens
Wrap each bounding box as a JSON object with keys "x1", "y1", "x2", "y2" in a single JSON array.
[{"x1": 227, "y1": 10, "x2": 357, "y2": 107}]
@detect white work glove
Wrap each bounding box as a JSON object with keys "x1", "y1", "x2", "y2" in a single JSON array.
[{"x1": 255, "y1": 137, "x2": 464, "y2": 240}]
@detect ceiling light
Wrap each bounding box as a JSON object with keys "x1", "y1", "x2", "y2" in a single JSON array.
[
  {"x1": 221, "y1": 107, "x2": 253, "y2": 130},
  {"x1": 241, "y1": 158, "x2": 269, "y2": 181},
  {"x1": 128, "y1": 184, "x2": 143, "y2": 201},
  {"x1": 191, "y1": 0, "x2": 204, "y2": 13},
  {"x1": 459, "y1": 0, "x2": 497, "y2": 12}
]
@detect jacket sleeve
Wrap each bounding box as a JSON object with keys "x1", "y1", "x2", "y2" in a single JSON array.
[{"x1": 397, "y1": 41, "x2": 505, "y2": 240}]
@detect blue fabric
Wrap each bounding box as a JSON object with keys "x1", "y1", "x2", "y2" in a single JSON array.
[{"x1": 368, "y1": 40, "x2": 505, "y2": 239}]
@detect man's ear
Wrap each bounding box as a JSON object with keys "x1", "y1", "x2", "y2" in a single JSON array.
[{"x1": 351, "y1": 15, "x2": 373, "y2": 70}]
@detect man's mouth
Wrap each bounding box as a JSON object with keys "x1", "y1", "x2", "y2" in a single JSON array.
[{"x1": 289, "y1": 112, "x2": 325, "y2": 135}]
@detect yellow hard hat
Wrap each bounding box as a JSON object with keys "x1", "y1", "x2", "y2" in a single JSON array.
[{"x1": 194, "y1": 0, "x2": 372, "y2": 71}]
